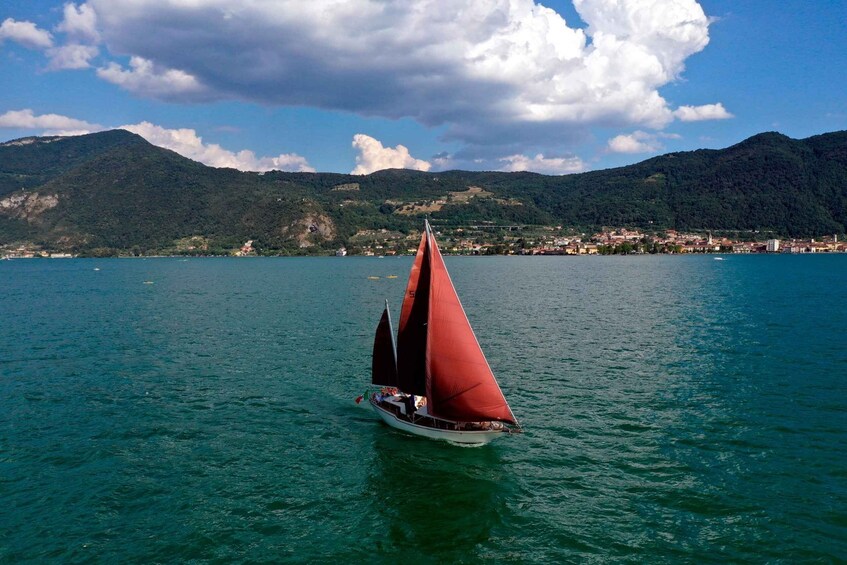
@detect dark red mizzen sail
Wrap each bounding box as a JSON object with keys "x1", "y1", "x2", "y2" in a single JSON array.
[
  {"x1": 396, "y1": 230, "x2": 429, "y2": 396},
  {"x1": 424, "y1": 227, "x2": 517, "y2": 424},
  {"x1": 372, "y1": 302, "x2": 398, "y2": 387}
]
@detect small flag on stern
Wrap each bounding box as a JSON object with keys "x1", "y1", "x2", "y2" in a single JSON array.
[{"x1": 355, "y1": 390, "x2": 368, "y2": 404}]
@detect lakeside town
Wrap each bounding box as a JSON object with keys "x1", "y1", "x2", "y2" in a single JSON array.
[
  {"x1": 3, "y1": 226, "x2": 846, "y2": 259},
  {"x1": 341, "y1": 226, "x2": 847, "y2": 257}
]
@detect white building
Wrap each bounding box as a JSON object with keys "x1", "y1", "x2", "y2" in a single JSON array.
[{"x1": 767, "y1": 239, "x2": 780, "y2": 252}]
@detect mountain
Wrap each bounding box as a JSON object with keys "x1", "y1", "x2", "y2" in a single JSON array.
[
  {"x1": 0, "y1": 129, "x2": 146, "y2": 197},
  {"x1": 496, "y1": 131, "x2": 847, "y2": 237},
  {"x1": 1, "y1": 129, "x2": 846, "y2": 254}
]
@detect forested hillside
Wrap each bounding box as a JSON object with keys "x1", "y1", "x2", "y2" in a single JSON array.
[{"x1": 1, "y1": 129, "x2": 845, "y2": 254}]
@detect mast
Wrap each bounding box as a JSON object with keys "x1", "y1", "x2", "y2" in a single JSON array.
[
  {"x1": 386, "y1": 299, "x2": 397, "y2": 372},
  {"x1": 423, "y1": 222, "x2": 517, "y2": 424}
]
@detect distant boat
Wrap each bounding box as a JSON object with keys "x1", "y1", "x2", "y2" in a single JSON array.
[
  {"x1": 386, "y1": 275, "x2": 398, "y2": 279},
  {"x1": 367, "y1": 220, "x2": 520, "y2": 445},
  {"x1": 714, "y1": 257, "x2": 725, "y2": 261}
]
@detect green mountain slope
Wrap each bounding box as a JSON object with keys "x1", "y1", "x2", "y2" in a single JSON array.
[
  {"x1": 30, "y1": 142, "x2": 339, "y2": 253},
  {"x1": 1, "y1": 129, "x2": 845, "y2": 254},
  {"x1": 0, "y1": 130, "x2": 146, "y2": 197},
  {"x1": 513, "y1": 132, "x2": 847, "y2": 235}
]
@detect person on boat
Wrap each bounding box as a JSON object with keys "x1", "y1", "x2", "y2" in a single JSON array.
[{"x1": 404, "y1": 394, "x2": 417, "y2": 417}]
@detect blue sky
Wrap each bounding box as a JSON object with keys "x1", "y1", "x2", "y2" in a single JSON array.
[{"x1": 1, "y1": 0, "x2": 845, "y2": 175}]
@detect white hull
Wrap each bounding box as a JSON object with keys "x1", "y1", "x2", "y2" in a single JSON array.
[{"x1": 370, "y1": 398, "x2": 511, "y2": 445}]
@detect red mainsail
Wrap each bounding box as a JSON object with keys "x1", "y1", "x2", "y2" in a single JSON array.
[{"x1": 423, "y1": 225, "x2": 517, "y2": 424}]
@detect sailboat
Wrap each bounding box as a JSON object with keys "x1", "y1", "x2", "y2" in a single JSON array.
[{"x1": 368, "y1": 220, "x2": 521, "y2": 445}]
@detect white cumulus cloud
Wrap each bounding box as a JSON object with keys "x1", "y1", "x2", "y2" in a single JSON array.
[
  {"x1": 0, "y1": 18, "x2": 53, "y2": 49},
  {"x1": 673, "y1": 103, "x2": 733, "y2": 122},
  {"x1": 607, "y1": 130, "x2": 685, "y2": 154},
  {"x1": 57, "y1": 3, "x2": 100, "y2": 43},
  {"x1": 121, "y1": 122, "x2": 315, "y2": 172},
  {"x1": 83, "y1": 0, "x2": 728, "y2": 151},
  {"x1": 351, "y1": 134, "x2": 431, "y2": 175},
  {"x1": 0, "y1": 109, "x2": 98, "y2": 132},
  {"x1": 97, "y1": 57, "x2": 209, "y2": 101},
  {"x1": 608, "y1": 131, "x2": 661, "y2": 153},
  {"x1": 48, "y1": 43, "x2": 99, "y2": 69},
  {"x1": 499, "y1": 154, "x2": 586, "y2": 174}
]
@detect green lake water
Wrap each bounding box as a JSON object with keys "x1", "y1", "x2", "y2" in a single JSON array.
[{"x1": 1, "y1": 255, "x2": 845, "y2": 562}]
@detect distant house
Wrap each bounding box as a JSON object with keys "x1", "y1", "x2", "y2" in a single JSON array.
[{"x1": 236, "y1": 240, "x2": 254, "y2": 256}]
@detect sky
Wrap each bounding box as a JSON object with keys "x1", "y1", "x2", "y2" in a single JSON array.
[{"x1": 1, "y1": 0, "x2": 845, "y2": 175}]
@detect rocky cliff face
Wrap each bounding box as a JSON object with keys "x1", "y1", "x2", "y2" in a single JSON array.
[
  {"x1": 0, "y1": 191, "x2": 59, "y2": 223},
  {"x1": 0, "y1": 136, "x2": 64, "y2": 147},
  {"x1": 284, "y1": 213, "x2": 336, "y2": 248}
]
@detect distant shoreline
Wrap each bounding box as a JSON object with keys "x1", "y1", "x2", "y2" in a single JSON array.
[{"x1": 4, "y1": 251, "x2": 846, "y2": 260}]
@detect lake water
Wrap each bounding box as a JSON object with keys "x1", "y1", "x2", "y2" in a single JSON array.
[{"x1": 2, "y1": 255, "x2": 846, "y2": 562}]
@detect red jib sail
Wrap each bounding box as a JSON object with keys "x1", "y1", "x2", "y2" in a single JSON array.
[
  {"x1": 372, "y1": 301, "x2": 398, "y2": 387},
  {"x1": 424, "y1": 225, "x2": 517, "y2": 424}
]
